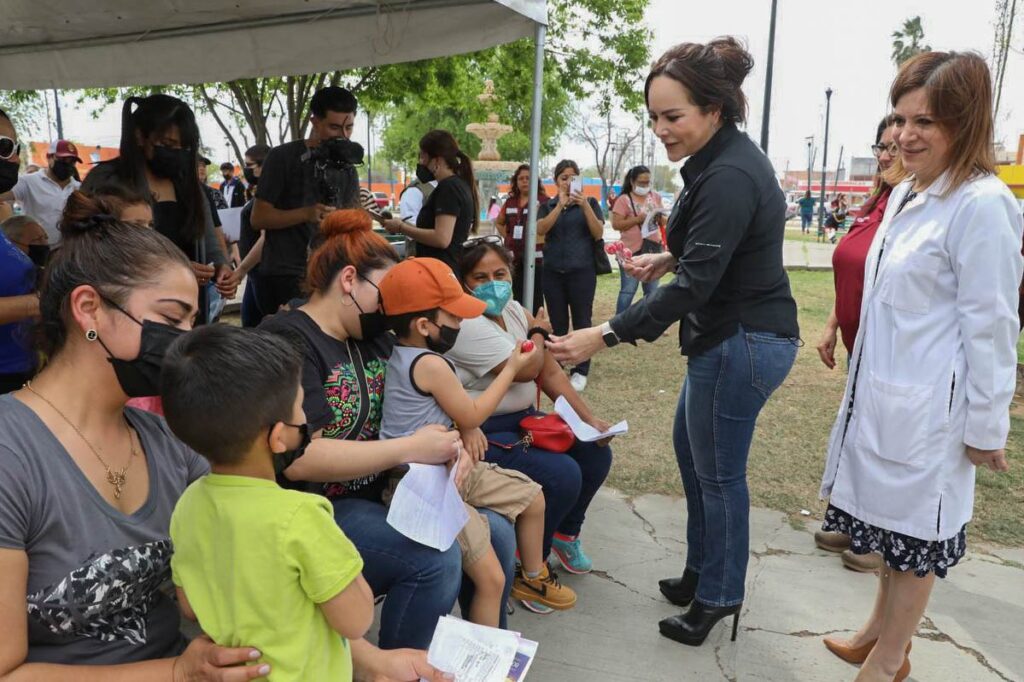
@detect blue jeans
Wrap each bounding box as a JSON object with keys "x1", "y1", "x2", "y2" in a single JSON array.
[
  {"x1": 481, "y1": 408, "x2": 613, "y2": 557},
  {"x1": 332, "y1": 497, "x2": 515, "y2": 647},
  {"x1": 241, "y1": 273, "x2": 265, "y2": 328},
  {"x1": 674, "y1": 328, "x2": 796, "y2": 607},
  {"x1": 800, "y1": 213, "x2": 813, "y2": 230},
  {"x1": 543, "y1": 268, "x2": 596, "y2": 377},
  {"x1": 616, "y1": 262, "x2": 660, "y2": 315}
]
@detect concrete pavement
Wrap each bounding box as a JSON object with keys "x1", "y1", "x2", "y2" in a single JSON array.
[{"x1": 506, "y1": 488, "x2": 1023, "y2": 682}]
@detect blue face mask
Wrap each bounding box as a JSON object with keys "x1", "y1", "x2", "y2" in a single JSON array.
[{"x1": 473, "y1": 279, "x2": 513, "y2": 316}]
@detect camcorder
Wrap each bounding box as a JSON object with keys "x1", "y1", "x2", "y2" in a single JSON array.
[{"x1": 303, "y1": 137, "x2": 364, "y2": 208}]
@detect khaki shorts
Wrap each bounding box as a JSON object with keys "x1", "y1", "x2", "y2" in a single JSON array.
[{"x1": 458, "y1": 464, "x2": 542, "y2": 566}]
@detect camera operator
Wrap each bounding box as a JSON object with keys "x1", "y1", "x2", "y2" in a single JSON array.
[{"x1": 252, "y1": 86, "x2": 361, "y2": 313}]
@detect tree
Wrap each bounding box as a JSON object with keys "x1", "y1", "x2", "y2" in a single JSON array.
[
  {"x1": 0, "y1": 90, "x2": 46, "y2": 140},
  {"x1": 577, "y1": 110, "x2": 643, "y2": 208},
  {"x1": 891, "y1": 16, "x2": 931, "y2": 66},
  {"x1": 65, "y1": 0, "x2": 651, "y2": 169},
  {"x1": 992, "y1": 0, "x2": 1019, "y2": 119}
]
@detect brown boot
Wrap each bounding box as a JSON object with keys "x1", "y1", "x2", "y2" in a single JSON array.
[
  {"x1": 814, "y1": 530, "x2": 850, "y2": 553},
  {"x1": 841, "y1": 549, "x2": 882, "y2": 572}
]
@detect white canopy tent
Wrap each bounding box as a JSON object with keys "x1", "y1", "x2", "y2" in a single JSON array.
[{"x1": 0, "y1": 0, "x2": 548, "y2": 307}]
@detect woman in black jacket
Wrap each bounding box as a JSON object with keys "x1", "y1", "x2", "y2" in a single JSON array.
[{"x1": 548, "y1": 37, "x2": 799, "y2": 647}]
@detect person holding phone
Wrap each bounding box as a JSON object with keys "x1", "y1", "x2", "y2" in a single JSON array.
[
  {"x1": 612, "y1": 165, "x2": 666, "y2": 315},
  {"x1": 535, "y1": 160, "x2": 604, "y2": 393}
]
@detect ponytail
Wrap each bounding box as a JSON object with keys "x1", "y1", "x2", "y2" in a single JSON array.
[
  {"x1": 420, "y1": 129, "x2": 479, "y2": 231},
  {"x1": 455, "y1": 149, "x2": 479, "y2": 231}
]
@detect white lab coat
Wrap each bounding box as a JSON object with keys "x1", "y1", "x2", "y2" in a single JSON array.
[{"x1": 820, "y1": 172, "x2": 1022, "y2": 541}]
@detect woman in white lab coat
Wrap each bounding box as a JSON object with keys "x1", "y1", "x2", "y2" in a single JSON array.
[{"x1": 819, "y1": 52, "x2": 1022, "y2": 682}]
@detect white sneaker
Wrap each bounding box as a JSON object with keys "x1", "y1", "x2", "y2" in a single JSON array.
[{"x1": 570, "y1": 372, "x2": 588, "y2": 392}]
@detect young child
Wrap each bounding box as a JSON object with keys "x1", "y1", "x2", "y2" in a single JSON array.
[
  {"x1": 162, "y1": 325, "x2": 374, "y2": 681},
  {"x1": 378, "y1": 257, "x2": 577, "y2": 625}
]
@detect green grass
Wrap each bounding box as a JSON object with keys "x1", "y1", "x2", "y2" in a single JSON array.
[{"x1": 577, "y1": 270, "x2": 1024, "y2": 546}]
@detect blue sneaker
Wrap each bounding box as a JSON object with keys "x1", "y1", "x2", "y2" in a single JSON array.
[{"x1": 551, "y1": 534, "x2": 593, "y2": 574}]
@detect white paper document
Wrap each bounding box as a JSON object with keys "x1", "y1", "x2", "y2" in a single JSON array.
[
  {"x1": 641, "y1": 207, "x2": 671, "y2": 238},
  {"x1": 386, "y1": 460, "x2": 468, "y2": 551},
  {"x1": 217, "y1": 207, "x2": 244, "y2": 242},
  {"x1": 424, "y1": 616, "x2": 535, "y2": 682},
  {"x1": 554, "y1": 395, "x2": 628, "y2": 442}
]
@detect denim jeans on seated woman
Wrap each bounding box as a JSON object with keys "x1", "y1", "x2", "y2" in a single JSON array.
[
  {"x1": 674, "y1": 327, "x2": 797, "y2": 607},
  {"x1": 481, "y1": 408, "x2": 613, "y2": 557},
  {"x1": 332, "y1": 497, "x2": 516, "y2": 647}
]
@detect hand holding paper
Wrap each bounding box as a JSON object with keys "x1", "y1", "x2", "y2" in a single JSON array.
[{"x1": 553, "y1": 396, "x2": 627, "y2": 442}]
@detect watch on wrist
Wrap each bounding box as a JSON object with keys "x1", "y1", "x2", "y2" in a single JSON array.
[
  {"x1": 527, "y1": 326, "x2": 551, "y2": 342},
  {"x1": 600, "y1": 321, "x2": 620, "y2": 348}
]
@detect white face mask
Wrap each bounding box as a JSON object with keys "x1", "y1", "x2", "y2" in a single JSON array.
[{"x1": 633, "y1": 186, "x2": 651, "y2": 197}]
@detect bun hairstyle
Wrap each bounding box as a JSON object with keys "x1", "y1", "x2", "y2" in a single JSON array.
[
  {"x1": 305, "y1": 209, "x2": 400, "y2": 294},
  {"x1": 646, "y1": 36, "x2": 754, "y2": 125},
  {"x1": 419, "y1": 130, "x2": 479, "y2": 230},
  {"x1": 38, "y1": 190, "x2": 190, "y2": 357}
]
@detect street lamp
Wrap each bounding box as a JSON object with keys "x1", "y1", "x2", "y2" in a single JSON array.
[
  {"x1": 817, "y1": 88, "x2": 833, "y2": 233},
  {"x1": 760, "y1": 0, "x2": 779, "y2": 152}
]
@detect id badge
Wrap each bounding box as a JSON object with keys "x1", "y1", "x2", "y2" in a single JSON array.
[{"x1": 513, "y1": 224, "x2": 524, "y2": 240}]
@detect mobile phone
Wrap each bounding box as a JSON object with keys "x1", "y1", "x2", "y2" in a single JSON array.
[
  {"x1": 368, "y1": 209, "x2": 392, "y2": 222},
  {"x1": 570, "y1": 177, "x2": 582, "y2": 195}
]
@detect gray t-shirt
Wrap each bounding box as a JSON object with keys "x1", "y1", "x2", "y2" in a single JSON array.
[
  {"x1": 0, "y1": 394, "x2": 209, "y2": 665},
  {"x1": 380, "y1": 346, "x2": 453, "y2": 439},
  {"x1": 447, "y1": 301, "x2": 535, "y2": 415}
]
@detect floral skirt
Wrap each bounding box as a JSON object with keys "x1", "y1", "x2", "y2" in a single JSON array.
[{"x1": 822, "y1": 504, "x2": 966, "y2": 578}]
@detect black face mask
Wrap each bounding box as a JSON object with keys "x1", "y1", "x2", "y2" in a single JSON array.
[
  {"x1": 415, "y1": 163, "x2": 435, "y2": 184},
  {"x1": 95, "y1": 299, "x2": 186, "y2": 397},
  {"x1": 148, "y1": 146, "x2": 191, "y2": 179},
  {"x1": 51, "y1": 160, "x2": 74, "y2": 182},
  {"x1": 27, "y1": 244, "x2": 50, "y2": 268},
  {"x1": 243, "y1": 167, "x2": 257, "y2": 185},
  {"x1": 352, "y1": 276, "x2": 388, "y2": 340},
  {"x1": 0, "y1": 160, "x2": 18, "y2": 194},
  {"x1": 426, "y1": 321, "x2": 460, "y2": 355},
  {"x1": 273, "y1": 422, "x2": 311, "y2": 476}
]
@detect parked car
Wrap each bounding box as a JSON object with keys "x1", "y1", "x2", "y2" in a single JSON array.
[
  {"x1": 372, "y1": 191, "x2": 390, "y2": 210},
  {"x1": 785, "y1": 201, "x2": 798, "y2": 220}
]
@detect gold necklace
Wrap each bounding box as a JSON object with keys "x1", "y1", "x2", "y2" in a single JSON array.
[{"x1": 25, "y1": 382, "x2": 138, "y2": 500}]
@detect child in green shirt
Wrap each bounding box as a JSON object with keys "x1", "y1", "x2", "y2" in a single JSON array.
[{"x1": 162, "y1": 325, "x2": 374, "y2": 681}]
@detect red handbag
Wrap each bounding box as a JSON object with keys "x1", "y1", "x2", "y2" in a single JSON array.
[{"x1": 518, "y1": 382, "x2": 575, "y2": 453}]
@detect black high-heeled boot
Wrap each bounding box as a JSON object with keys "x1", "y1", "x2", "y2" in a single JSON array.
[
  {"x1": 658, "y1": 568, "x2": 698, "y2": 607},
  {"x1": 658, "y1": 600, "x2": 742, "y2": 647}
]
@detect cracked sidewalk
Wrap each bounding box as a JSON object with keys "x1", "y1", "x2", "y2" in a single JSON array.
[{"x1": 507, "y1": 488, "x2": 1024, "y2": 681}]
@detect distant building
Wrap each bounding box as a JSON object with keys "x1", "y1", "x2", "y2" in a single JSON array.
[{"x1": 849, "y1": 156, "x2": 877, "y2": 182}]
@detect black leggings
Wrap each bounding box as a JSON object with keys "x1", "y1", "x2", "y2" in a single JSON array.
[{"x1": 543, "y1": 267, "x2": 597, "y2": 376}]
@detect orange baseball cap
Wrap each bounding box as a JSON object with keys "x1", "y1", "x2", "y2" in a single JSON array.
[{"x1": 379, "y1": 258, "x2": 486, "y2": 319}]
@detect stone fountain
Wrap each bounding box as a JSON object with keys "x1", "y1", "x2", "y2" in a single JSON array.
[{"x1": 466, "y1": 80, "x2": 521, "y2": 229}]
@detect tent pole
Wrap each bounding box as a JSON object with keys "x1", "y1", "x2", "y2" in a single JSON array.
[{"x1": 523, "y1": 22, "x2": 546, "y2": 313}]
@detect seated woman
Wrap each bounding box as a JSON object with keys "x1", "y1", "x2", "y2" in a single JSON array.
[
  {"x1": 447, "y1": 237, "x2": 614, "y2": 612},
  {"x1": 0, "y1": 197, "x2": 266, "y2": 678},
  {"x1": 0, "y1": 195, "x2": 453, "y2": 682},
  {"x1": 259, "y1": 209, "x2": 518, "y2": 648}
]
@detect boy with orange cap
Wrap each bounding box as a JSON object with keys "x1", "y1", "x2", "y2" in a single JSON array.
[{"x1": 379, "y1": 257, "x2": 577, "y2": 625}]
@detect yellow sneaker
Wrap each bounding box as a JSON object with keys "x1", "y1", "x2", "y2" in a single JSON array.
[{"x1": 510, "y1": 565, "x2": 577, "y2": 611}]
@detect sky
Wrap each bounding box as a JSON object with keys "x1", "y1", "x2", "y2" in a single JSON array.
[{"x1": 37, "y1": 0, "x2": 1024, "y2": 182}]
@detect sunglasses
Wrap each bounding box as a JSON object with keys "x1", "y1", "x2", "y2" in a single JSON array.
[
  {"x1": 871, "y1": 143, "x2": 898, "y2": 157},
  {"x1": 0, "y1": 136, "x2": 22, "y2": 161},
  {"x1": 462, "y1": 234, "x2": 504, "y2": 249}
]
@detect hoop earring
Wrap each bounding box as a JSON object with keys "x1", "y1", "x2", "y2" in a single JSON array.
[{"x1": 85, "y1": 329, "x2": 98, "y2": 341}]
